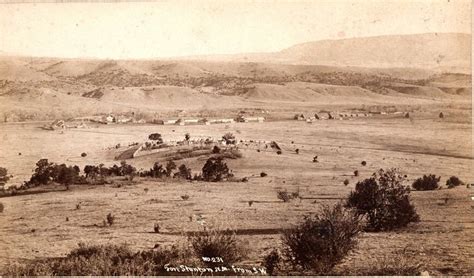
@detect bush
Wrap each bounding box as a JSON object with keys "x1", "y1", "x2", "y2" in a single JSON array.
[
  {"x1": 343, "y1": 179, "x2": 350, "y2": 186},
  {"x1": 361, "y1": 161, "x2": 367, "y2": 166},
  {"x1": 81, "y1": 152, "x2": 87, "y2": 157},
  {"x1": 188, "y1": 228, "x2": 244, "y2": 267},
  {"x1": 346, "y1": 168, "x2": 419, "y2": 231},
  {"x1": 174, "y1": 164, "x2": 192, "y2": 180},
  {"x1": 202, "y1": 157, "x2": 231, "y2": 182},
  {"x1": 354, "y1": 170, "x2": 359, "y2": 177},
  {"x1": 0, "y1": 202, "x2": 3, "y2": 213},
  {"x1": 277, "y1": 190, "x2": 291, "y2": 202},
  {"x1": 148, "y1": 133, "x2": 163, "y2": 143},
  {"x1": 277, "y1": 189, "x2": 299, "y2": 202},
  {"x1": 282, "y1": 203, "x2": 361, "y2": 274},
  {"x1": 260, "y1": 172, "x2": 268, "y2": 177},
  {"x1": 153, "y1": 223, "x2": 160, "y2": 233},
  {"x1": 106, "y1": 213, "x2": 115, "y2": 226},
  {"x1": 4, "y1": 243, "x2": 185, "y2": 275},
  {"x1": 263, "y1": 249, "x2": 281, "y2": 275},
  {"x1": 412, "y1": 174, "x2": 440, "y2": 191},
  {"x1": 446, "y1": 176, "x2": 463, "y2": 188},
  {"x1": 347, "y1": 253, "x2": 421, "y2": 275},
  {"x1": 276, "y1": 150, "x2": 282, "y2": 155},
  {"x1": 212, "y1": 145, "x2": 221, "y2": 154}
]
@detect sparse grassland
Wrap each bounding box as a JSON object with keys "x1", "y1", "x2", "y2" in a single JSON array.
[{"x1": 0, "y1": 110, "x2": 472, "y2": 275}]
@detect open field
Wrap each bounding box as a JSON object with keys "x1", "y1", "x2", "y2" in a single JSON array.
[{"x1": 0, "y1": 112, "x2": 473, "y2": 275}]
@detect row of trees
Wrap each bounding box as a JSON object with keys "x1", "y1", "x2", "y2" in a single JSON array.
[
  {"x1": 140, "y1": 157, "x2": 232, "y2": 182},
  {"x1": 24, "y1": 156, "x2": 233, "y2": 190}
]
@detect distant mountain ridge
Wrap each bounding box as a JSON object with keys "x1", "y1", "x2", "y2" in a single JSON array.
[{"x1": 182, "y1": 33, "x2": 471, "y2": 72}]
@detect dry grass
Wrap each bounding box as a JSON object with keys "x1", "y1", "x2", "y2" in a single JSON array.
[{"x1": 0, "y1": 114, "x2": 472, "y2": 275}]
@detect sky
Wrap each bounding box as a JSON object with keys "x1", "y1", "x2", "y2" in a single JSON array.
[{"x1": 0, "y1": 0, "x2": 471, "y2": 59}]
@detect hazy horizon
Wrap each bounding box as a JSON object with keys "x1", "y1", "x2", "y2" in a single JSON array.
[{"x1": 0, "y1": 0, "x2": 471, "y2": 59}]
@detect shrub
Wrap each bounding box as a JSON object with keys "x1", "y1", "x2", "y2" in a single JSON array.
[
  {"x1": 81, "y1": 152, "x2": 87, "y2": 157},
  {"x1": 181, "y1": 194, "x2": 190, "y2": 200},
  {"x1": 188, "y1": 228, "x2": 244, "y2": 266},
  {"x1": 260, "y1": 172, "x2": 268, "y2": 177},
  {"x1": 153, "y1": 223, "x2": 160, "y2": 233},
  {"x1": 354, "y1": 170, "x2": 359, "y2": 177},
  {"x1": 412, "y1": 174, "x2": 440, "y2": 191},
  {"x1": 106, "y1": 213, "x2": 115, "y2": 226},
  {"x1": 184, "y1": 133, "x2": 190, "y2": 141},
  {"x1": 263, "y1": 249, "x2": 281, "y2": 275},
  {"x1": 277, "y1": 189, "x2": 299, "y2": 202},
  {"x1": 343, "y1": 179, "x2": 350, "y2": 186},
  {"x1": 446, "y1": 176, "x2": 463, "y2": 188},
  {"x1": 4, "y1": 243, "x2": 185, "y2": 275},
  {"x1": 346, "y1": 168, "x2": 419, "y2": 231},
  {"x1": 0, "y1": 202, "x2": 4, "y2": 213},
  {"x1": 276, "y1": 150, "x2": 282, "y2": 155},
  {"x1": 348, "y1": 253, "x2": 421, "y2": 275},
  {"x1": 361, "y1": 161, "x2": 367, "y2": 166},
  {"x1": 174, "y1": 164, "x2": 192, "y2": 180},
  {"x1": 277, "y1": 190, "x2": 291, "y2": 202},
  {"x1": 282, "y1": 203, "x2": 361, "y2": 274},
  {"x1": 202, "y1": 157, "x2": 231, "y2": 182},
  {"x1": 212, "y1": 145, "x2": 221, "y2": 154}
]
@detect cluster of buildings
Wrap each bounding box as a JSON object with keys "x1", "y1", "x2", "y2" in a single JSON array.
[
  {"x1": 158, "y1": 115, "x2": 265, "y2": 126},
  {"x1": 296, "y1": 110, "x2": 410, "y2": 123},
  {"x1": 79, "y1": 114, "x2": 265, "y2": 126}
]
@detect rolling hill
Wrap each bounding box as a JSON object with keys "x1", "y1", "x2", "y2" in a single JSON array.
[{"x1": 0, "y1": 33, "x2": 471, "y2": 121}]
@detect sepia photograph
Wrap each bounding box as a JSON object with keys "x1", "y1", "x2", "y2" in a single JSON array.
[{"x1": 0, "y1": 0, "x2": 472, "y2": 276}]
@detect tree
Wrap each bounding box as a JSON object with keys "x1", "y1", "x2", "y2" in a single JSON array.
[
  {"x1": 202, "y1": 157, "x2": 231, "y2": 182},
  {"x1": 346, "y1": 168, "x2": 419, "y2": 231},
  {"x1": 84, "y1": 165, "x2": 99, "y2": 179},
  {"x1": 148, "y1": 133, "x2": 163, "y2": 144},
  {"x1": 212, "y1": 146, "x2": 221, "y2": 154},
  {"x1": 0, "y1": 167, "x2": 10, "y2": 186},
  {"x1": 55, "y1": 164, "x2": 79, "y2": 190},
  {"x1": 119, "y1": 161, "x2": 136, "y2": 181},
  {"x1": 29, "y1": 159, "x2": 54, "y2": 185},
  {"x1": 222, "y1": 133, "x2": 236, "y2": 145},
  {"x1": 141, "y1": 162, "x2": 166, "y2": 178},
  {"x1": 165, "y1": 161, "x2": 177, "y2": 177},
  {"x1": 175, "y1": 164, "x2": 192, "y2": 180}
]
